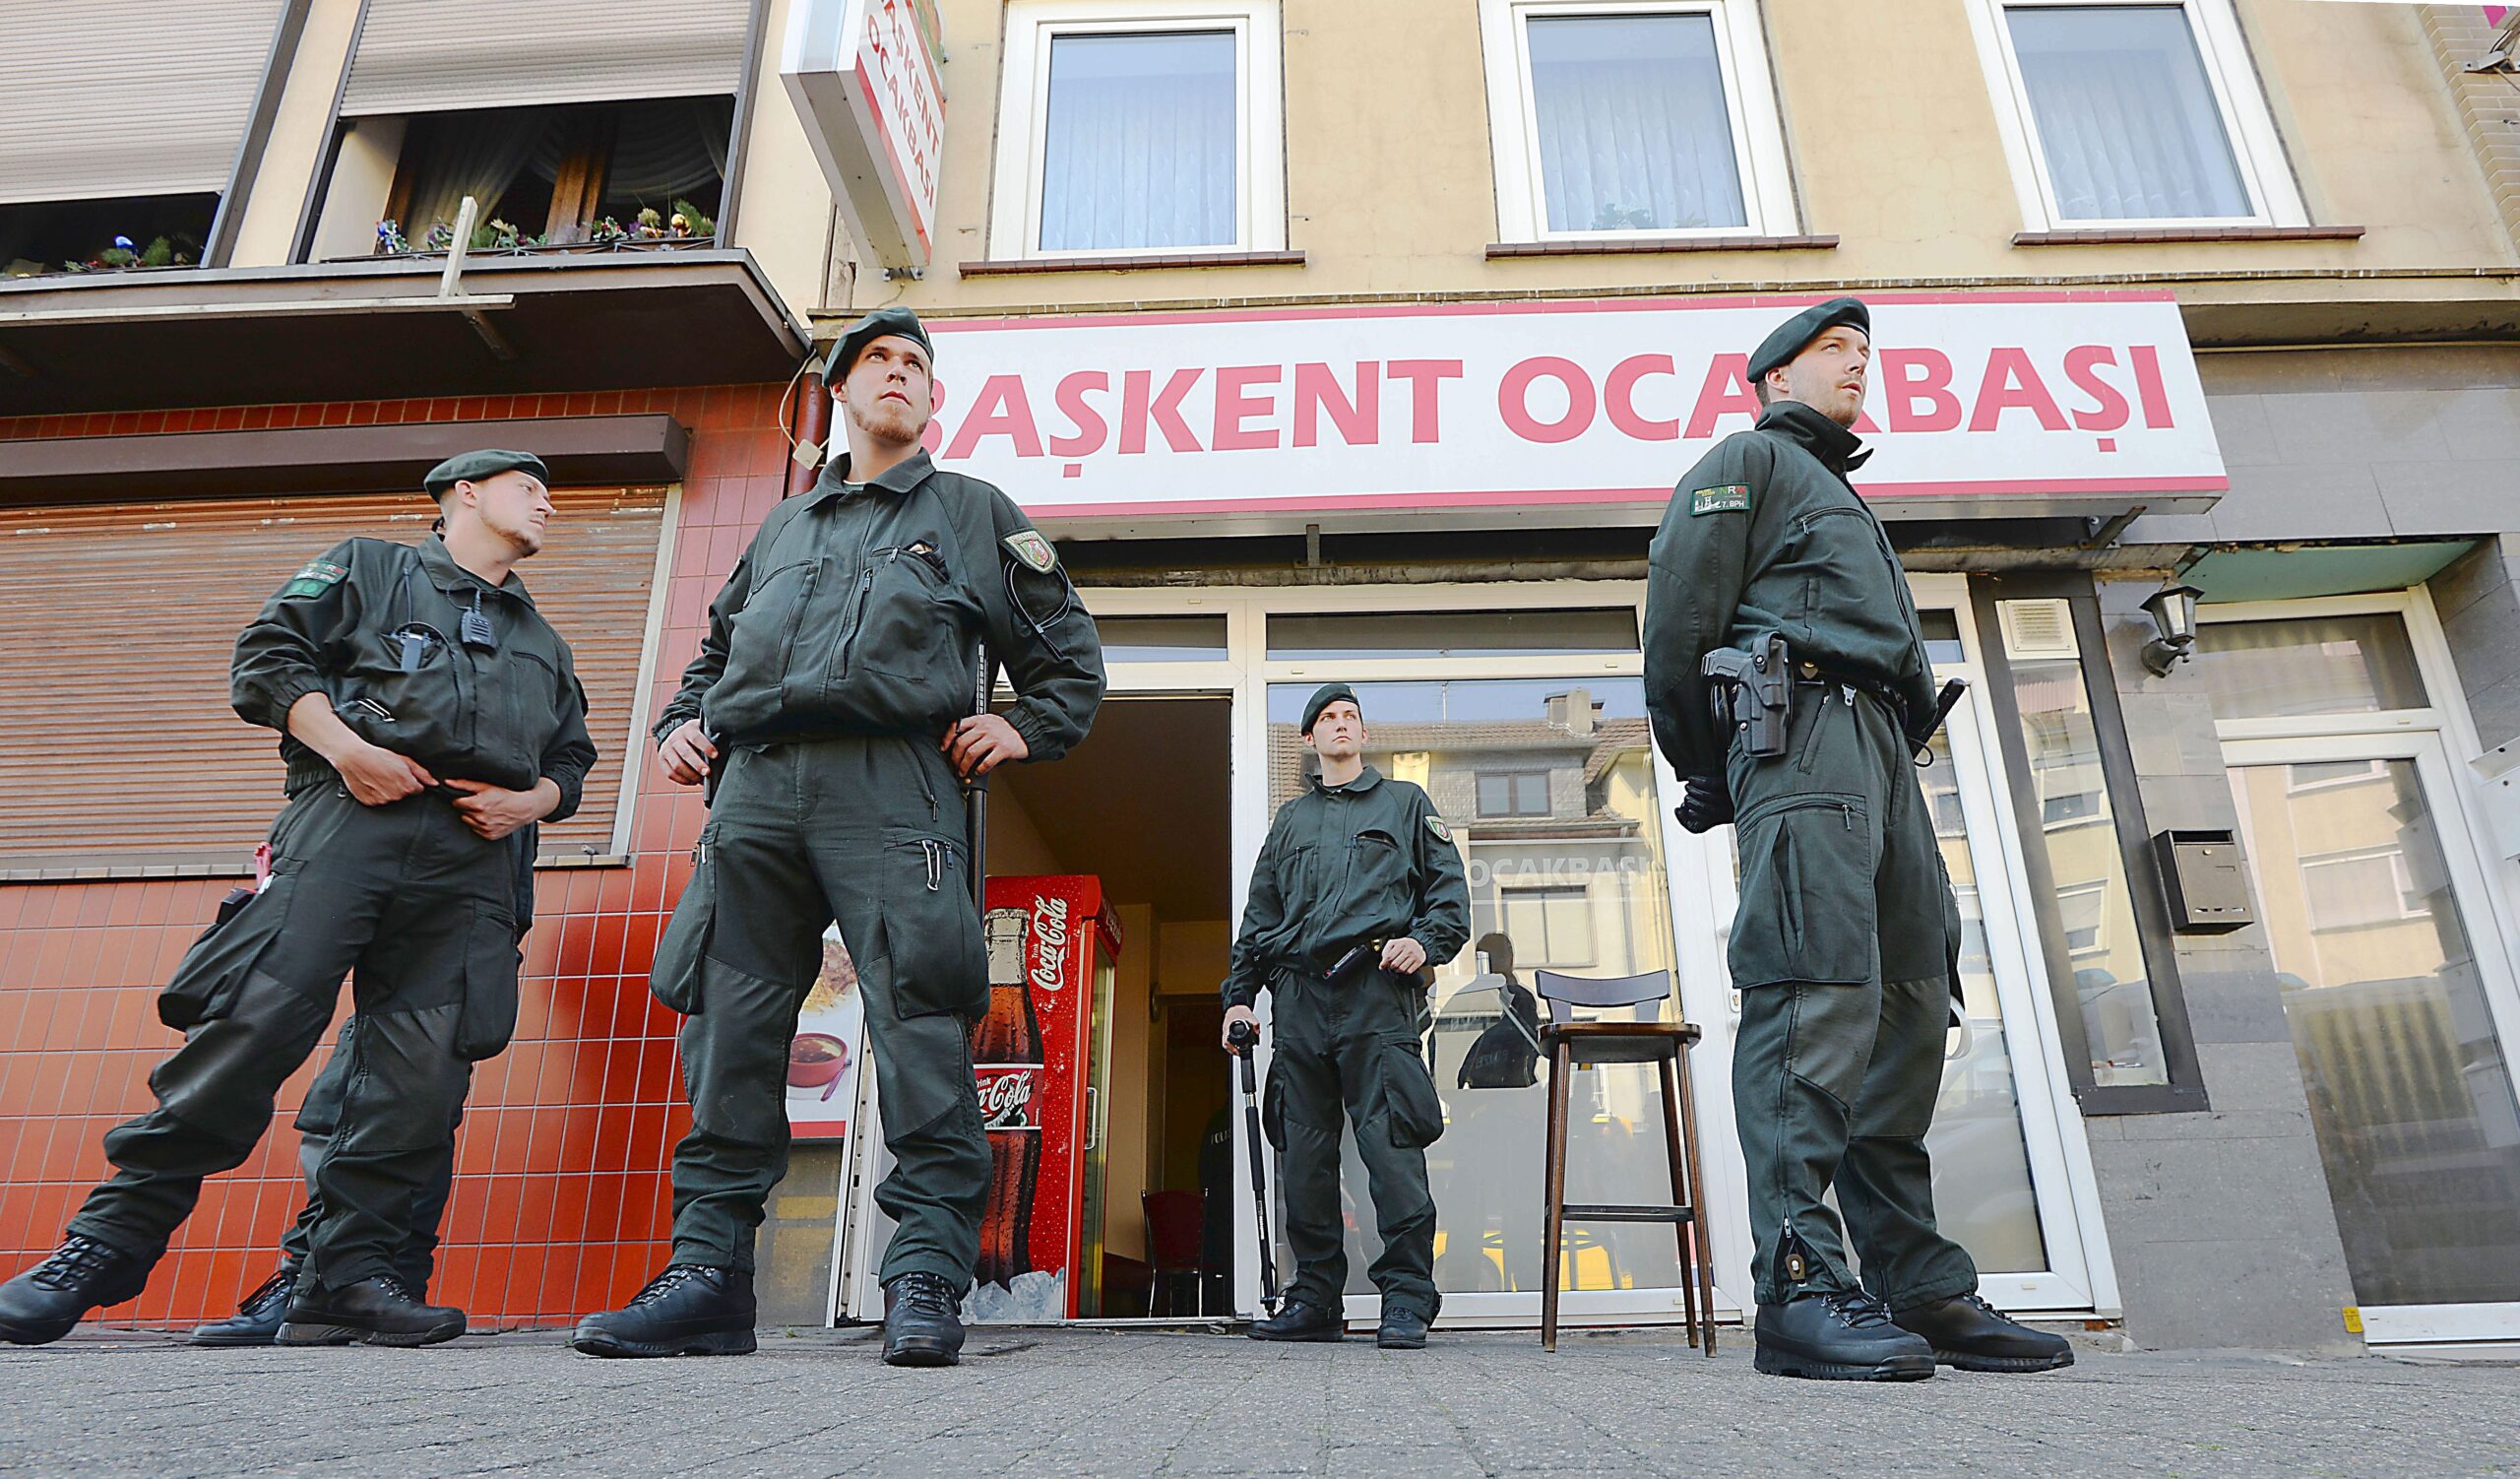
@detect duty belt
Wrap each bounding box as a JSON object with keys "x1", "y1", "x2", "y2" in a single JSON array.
[{"x1": 1794, "y1": 662, "x2": 1906, "y2": 724}]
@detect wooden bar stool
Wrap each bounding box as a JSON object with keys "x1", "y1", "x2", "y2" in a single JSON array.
[{"x1": 1535, "y1": 968, "x2": 1717, "y2": 1355}]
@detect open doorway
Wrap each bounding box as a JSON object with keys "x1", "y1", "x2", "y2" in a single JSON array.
[
  {"x1": 830, "y1": 694, "x2": 1237, "y2": 1322},
  {"x1": 987, "y1": 696, "x2": 1235, "y2": 1318}
]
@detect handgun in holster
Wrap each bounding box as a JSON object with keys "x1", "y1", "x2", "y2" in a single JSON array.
[{"x1": 1702, "y1": 634, "x2": 1793, "y2": 760}]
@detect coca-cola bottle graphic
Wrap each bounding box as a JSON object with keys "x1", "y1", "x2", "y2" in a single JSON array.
[{"x1": 971, "y1": 905, "x2": 1041, "y2": 1292}]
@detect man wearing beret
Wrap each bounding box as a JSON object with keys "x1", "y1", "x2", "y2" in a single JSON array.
[
  {"x1": 0, "y1": 450, "x2": 596, "y2": 1348},
  {"x1": 574, "y1": 307, "x2": 1103, "y2": 1367},
  {"x1": 1643, "y1": 300, "x2": 2072, "y2": 1380},
  {"x1": 1222, "y1": 684, "x2": 1469, "y2": 1350}
]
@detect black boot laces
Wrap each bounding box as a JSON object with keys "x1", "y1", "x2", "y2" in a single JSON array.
[
  {"x1": 370, "y1": 1273, "x2": 423, "y2": 1306},
  {"x1": 627, "y1": 1264, "x2": 714, "y2": 1308},
  {"x1": 30, "y1": 1235, "x2": 124, "y2": 1292},
  {"x1": 893, "y1": 1272, "x2": 957, "y2": 1317},
  {"x1": 237, "y1": 1268, "x2": 295, "y2": 1316},
  {"x1": 1820, "y1": 1290, "x2": 1896, "y2": 1328}
]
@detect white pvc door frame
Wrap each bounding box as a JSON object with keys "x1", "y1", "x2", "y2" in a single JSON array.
[{"x1": 2204, "y1": 587, "x2": 2520, "y2": 1346}]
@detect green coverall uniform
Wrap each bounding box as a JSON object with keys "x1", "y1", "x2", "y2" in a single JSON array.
[
  {"x1": 68, "y1": 534, "x2": 595, "y2": 1291},
  {"x1": 650, "y1": 449, "x2": 1102, "y2": 1291},
  {"x1": 1224, "y1": 765, "x2": 1471, "y2": 1320},
  {"x1": 1642, "y1": 399, "x2": 1980, "y2": 1313}
]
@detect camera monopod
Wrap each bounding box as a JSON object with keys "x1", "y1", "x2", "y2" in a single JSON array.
[{"x1": 1225, "y1": 1019, "x2": 1282, "y2": 1316}]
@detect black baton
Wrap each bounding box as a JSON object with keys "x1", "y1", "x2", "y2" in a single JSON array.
[{"x1": 1226, "y1": 1019, "x2": 1282, "y2": 1314}]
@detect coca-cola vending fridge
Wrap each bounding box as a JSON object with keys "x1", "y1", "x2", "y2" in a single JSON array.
[{"x1": 841, "y1": 875, "x2": 1120, "y2": 1323}]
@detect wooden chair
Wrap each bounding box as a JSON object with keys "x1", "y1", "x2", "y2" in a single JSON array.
[
  {"x1": 1142, "y1": 1190, "x2": 1207, "y2": 1317},
  {"x1": 1535, "y1": 968, "x2": 1716, "y2": 1355}
]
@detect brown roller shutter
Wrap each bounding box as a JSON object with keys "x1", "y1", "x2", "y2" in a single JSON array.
[{"x1": 0, "y1": 487, "x2": 664, "y2": 869}]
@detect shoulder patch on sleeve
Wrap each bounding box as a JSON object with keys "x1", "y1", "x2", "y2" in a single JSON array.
[
  {"x1": 1690, "y1": 484, "x2": 1751, "y2": 516},
  {"x1": 1425, "y1": 814, "x2": 1454, "y2": 844},
  {"x1": 280, "y1": 559, "x2": 349, "y2": 598},
  {"x1": 1002, "y1": 529, "x2": 1058, "y2": 574}
]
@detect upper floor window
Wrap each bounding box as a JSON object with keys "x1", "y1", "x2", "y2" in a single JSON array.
[
  {"x1": 1478, "y1": 771, "x2": 1552, "y2": 818},
  {"x1": 311, "y1": 96, "x2": 735, "y2": 261},
  {"x1": 0, "y1": 0, "x2": 288, "y2": 277},
  {"x1": 384, "y1": 97, "x2": 733, "y2": 251},
  {"x1": 989, "y1": 1, "x2": 1286, "y2": 259},
  {"x1": 1970, "y1": 0, "x2": 2307, "y2": 228},
  {"x1": 1480, "y1": 0, "x2": 1797, "y2": 242}
]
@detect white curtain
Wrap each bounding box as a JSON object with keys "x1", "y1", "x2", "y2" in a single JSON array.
[
  {"x1": 1038, "y1": 31, "x2": 1237, "y2": 252},
  {"x1": 2008, "y1": 5, "x2": 2251, "y2": 221},
  {"x1": 405, "y1": 110, "x2": 544, "y2": 234},
  {"x1": 1527, "y1": 14, "x2": 1745, "y2": 233}
]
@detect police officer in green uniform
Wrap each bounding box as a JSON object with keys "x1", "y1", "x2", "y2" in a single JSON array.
[
  {"x1": 0, "y1": 450, "x2": 596, "y2": 1349},
  {"x1": 571, "y1": 307, "x2": 1103, "y2": 1367},
  {"x1": 185, "y1": 1016, "x2": 461, "y2": 1346},
  {"x1": 1224, "y1": 684, "x2": 1469, "y2": 1351},
  {"x1": 1644, "y1": 299, "x2": 2072, "y2": 1381}
]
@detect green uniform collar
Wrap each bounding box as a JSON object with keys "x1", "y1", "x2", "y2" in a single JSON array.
[
  {"x1": 804, "y1": 448, "x2": 935, "y2": 507},
  {"x1": 1313, "y1": 763, "x2": 1384, "y2": 795},
  {"x1": 1757, "y1": 400, "x2": 1871, "y2": 474},
  {"x1": 417, "y1": 533, "x2": 535, "y2": 607}
]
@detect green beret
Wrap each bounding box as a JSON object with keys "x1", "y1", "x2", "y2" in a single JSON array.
[
  {"x1": 423, "y1": 448, "x2": 550, "y2": 497},
  {"x1": 1301, "y1": 683, "x2": 1361, "y2": 737},
  {"x1": 823, "y1": 305, "x2": 934, "y2": 381},
  {"x1": 1747, "y1": 296, "x2": 1871, "y2": 382}
]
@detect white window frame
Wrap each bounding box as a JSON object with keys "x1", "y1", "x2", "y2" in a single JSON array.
[
  {"x1": 1477, "y1": 0, "x2": 1797, "y2": 243},
  {"x1": 987, "y1": 0, "x2": 1286, "y2": 260},
  {"x1": 1963, "y1": 0, "x2": 2307, "y2": 231}
]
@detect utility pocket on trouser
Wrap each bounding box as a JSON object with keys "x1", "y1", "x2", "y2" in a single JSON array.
[
  {"x1": 455, "y1": 901, "x2": 524, "y2": 1061},
  {"x1": 1729, "y1": 794, "x2": 1876, "y2": 989},
  {"x1": 649, "y1": 825, "x2": 722, "y2": 1015},
  {"x1": 158, "y1": 857, "x2": 305, "y2": 1030},
  {"x1": 1375, "y1": 1041, "x2": 1447, "y2": 1149},
  {"x1": 879, "y1": 828, "x2": 986, "y2": 1018}
]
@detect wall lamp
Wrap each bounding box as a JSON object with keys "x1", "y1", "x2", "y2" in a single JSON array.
[{"x1": 2139, "y1": 583, "x2": 2206, "y2": 675}]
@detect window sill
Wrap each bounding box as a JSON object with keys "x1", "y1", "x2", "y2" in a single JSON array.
[
  {"x1": 957, "y1": 250, "x2": 1305, "y2": 277},
  {"x1": 1, "y1": 852, "x2": 633, "y2": 884},
  {"x1": 2012, "y1": 225, "x2": 2365, "y2": 246},
  {"x1": 1486, "y1": 234, "x2": 1838, "y2": 258}
]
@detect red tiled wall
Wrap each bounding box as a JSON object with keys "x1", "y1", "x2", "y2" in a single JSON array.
[{"x1": 0, "y1": 385, "x2": 790, "y2": 1328}]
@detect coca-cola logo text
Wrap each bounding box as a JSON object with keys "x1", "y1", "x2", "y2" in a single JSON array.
[
  {"x1": 976, "y1": 1067, "x2": 1038, "y2": 1129},
  {"x1": 1030, "y1": 895, "x2": 1071, "y2": 996}
]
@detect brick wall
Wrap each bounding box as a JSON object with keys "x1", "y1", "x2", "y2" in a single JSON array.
[{"x1": 0, "y1": 384, "x2": 788, "y2": 1328}]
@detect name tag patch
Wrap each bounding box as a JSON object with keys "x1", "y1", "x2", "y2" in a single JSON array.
[
  {"x1": 280, "y1": 559, "x2": 348, "y2": 599},
  {"x1": 1690, "y1": 484, "x2": 1750, "y2": 516}
]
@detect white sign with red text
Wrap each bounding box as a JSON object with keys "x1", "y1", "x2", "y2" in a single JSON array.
[
  {"x1": 917, "y1": 292, "x2": 2225, "y2": 528},
  {"x1": 783, "y1": 0, "x2": 944, "y2": 268}
]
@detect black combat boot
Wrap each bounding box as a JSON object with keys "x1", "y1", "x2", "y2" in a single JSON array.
[
  {"x1": 1376, "y1": 1305, "x2": 1430, "y2": 1350},
  {"x1": 1893, "y1": 1292, "x2": 2075, "y2": 1373},
  {"x1": 882, "y1": 1271, "x2": 967, "y2": 1367},
  {"x1": 570, "y1": 1264, "x2": 756, "y2": 1358},
  {"x1": 0, "y1": 1235, "x2": 156, "y2": 1346},
  {"x1": 1247, "y1": 1298, "x2": 1344, "y2": 1342},
  {"x1": 190, "y1": 1266, "x2": 298, "y2": 1347},
  {"x1": 1753, "y1": 1291, "x2": 1936, "y2": 1381},
  {"x1": 277, "y1": 1275, "x2": 467, "y2": 1347}
]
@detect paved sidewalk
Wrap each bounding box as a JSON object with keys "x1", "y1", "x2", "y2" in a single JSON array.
[{"x1": 4, "y1": 1324, "x2": 2516, "y2": 1478}]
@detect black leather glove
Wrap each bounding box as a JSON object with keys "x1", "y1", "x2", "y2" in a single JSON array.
[{"x1": 1674, "y1": 775, "x2": 1734, "y2": 834}]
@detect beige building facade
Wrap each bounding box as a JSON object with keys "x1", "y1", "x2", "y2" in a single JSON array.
[{"x1": 4, "y1": 0, "x2": 2520, "y2": 1353}]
